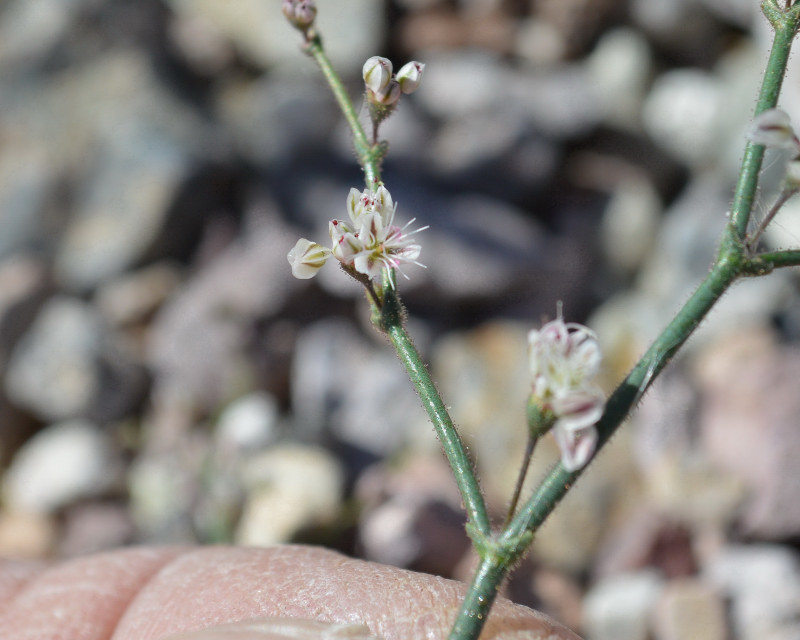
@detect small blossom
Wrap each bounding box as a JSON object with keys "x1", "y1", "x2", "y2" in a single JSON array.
[
  {"x1": 288, "y1": 185, "x2": 426, "y2": 284},
  {"x1": 288, "y1": 238, "x2": 331, "y2": 279},
  {"x1": 363, "y1": 56, "x2": 392, "y2": 93},
  {"x1": 528, "y1": 312, "x2": 605, "y2": 471},
  {"x1": 396, "y1": 61, "x2": 425, "y2": 94},
  {"x1": 747, "y1": 108, "x2": 800, "y2": 152}
]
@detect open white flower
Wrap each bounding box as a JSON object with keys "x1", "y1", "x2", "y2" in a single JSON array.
[
  {"x1": 287, "y1": 185, "x2": 426, "y2": 283},
  {"x1": 528, "y1": 313, "x2": 605, "y2": 471}
]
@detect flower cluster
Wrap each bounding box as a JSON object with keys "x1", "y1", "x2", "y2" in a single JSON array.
[
  {"x1": 288, "y1": 185, "x2": 426, "y2": 283},
  {"x1": 362, "y1": 56, "x2": 424, "y2": 107},
  {"x1": 528, "y1": 313, "x2": 605, "y2": 471}
]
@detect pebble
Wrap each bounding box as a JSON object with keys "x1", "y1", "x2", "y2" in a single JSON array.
[
  {"x1": 235, "y1": 444, "x2": 344, "y2": 546},
  {"x1": 2, "y1": 420, "x2": 117, "y2": 513},
  {"x1": 290, "y1": 317, "x2": 421, "y2": 456},
  {"x1": 5, "y1": 296, "x2": 146, "y2": 422},
  {"x1": 582, "y1": 570, "x2": 665, "y2": 640},
  {"x1": 704, "y1": 545, "x2": 800, "y2": 640},
  {"x1": 652, "y1": 579, "x2": 727, "y2": 640}
]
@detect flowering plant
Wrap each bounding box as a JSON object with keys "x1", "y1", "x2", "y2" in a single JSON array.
[{"x1": 281, "y1": 1, "x2": 800, "y2": 639}]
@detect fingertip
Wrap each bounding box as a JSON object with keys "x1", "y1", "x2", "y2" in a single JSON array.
[{"x1": 158, "y1": 617, "x2": 380, "y2": 640}]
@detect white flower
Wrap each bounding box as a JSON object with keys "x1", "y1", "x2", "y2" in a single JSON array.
[
  {"x1": 287, "y1": 185, "x2": 426, "y2": 283},
  {"x1": 288, "y1": 238, "x2": 331, "y2": 279},
  {"x1": 396, "y1": 61, "x2": 425, "y2": 94},
  {"x1": 747, "y1": 108, "x2": 800, "y2": 153},
  {"x1": 528, "y1": 313, "x2": 605, "y2": 471},
  {"x1": 363, "y1": 56, "x2": 392, "y2": 94}
]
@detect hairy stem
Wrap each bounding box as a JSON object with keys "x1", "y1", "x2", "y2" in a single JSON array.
[
  {"x1": 730, "y1": 0, "x2": 800, "y2": 238},
  {"x1": 304, "y1": 34, "x2": 381, "y2": 187},
  {"x1": 381, "y1": 291, "x2": 491, "y2": 537}
]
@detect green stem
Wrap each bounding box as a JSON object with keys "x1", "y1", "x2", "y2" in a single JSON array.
[
  {"x1": 731, "y1": 0, "x2": 800, "y2": 238},
  {"x1": 447, "y1": 235, "x2": 743, "y2": 639},
  {"x1": 381, "y1": 291, "x2": 491, "y2": 537},
  {"x1": 304, "y1": 34, "x2": 382, "y2": 187},
  {"x1": 755, "y1": 248, "x2": 800, "y2": 268}
]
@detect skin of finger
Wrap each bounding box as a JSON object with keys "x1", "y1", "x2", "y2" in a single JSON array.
[{"x1": 0, "y1": 546, "x2": 581, "y2": 640}]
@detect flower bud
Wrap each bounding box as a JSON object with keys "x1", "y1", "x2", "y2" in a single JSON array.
[
  {"x1": 362, "y1": 56, "x2": 392, "y2": 93},
  {"x1": 396, "y1": 61, "x2": 425, "y2": 94},
  {"x1": 287, "y1": 238, "x2": 331, "y2": 279},
  {"x1": 373, "y1": 79, "x2": 401, "y2": 106},
  {"x1": 747, "y1": 108, "x2": 800, "y2": 152},
  {"x1": 282, "y1": 0, "x2": 317, "y2": 30}
]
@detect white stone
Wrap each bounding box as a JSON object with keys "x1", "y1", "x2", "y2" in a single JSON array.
[
  {"x1": 216, "y1": 391, "x2": 279, "y2": 452},
  {"x1": 583, "y1": 570, "x2": 665, "y2": 640},
  {"x1": 235, "y1": 444, "x2": 343, "y2": 545},
  {"x1": 642, "y1": 69, "x2": 723, "y2": 167},
  {"x1": 3, "y1": 420, "x2": 114, "y2": 513}
]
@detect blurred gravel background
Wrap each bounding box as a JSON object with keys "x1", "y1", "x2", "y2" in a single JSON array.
[{"x1": 3, "y1": 1, "x2": 800, "y2": 638}]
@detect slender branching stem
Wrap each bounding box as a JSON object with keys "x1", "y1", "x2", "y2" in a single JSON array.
[
  {"x1": 747, "y1": 188, "x2": 798, "y2": 249},
  {"x1": 303, "y1": 34, "x2": 382, "y2": 187},
  {"x1": 731, "y1": 0, "x2": 800, "y2": 238},
  {"x1": 380, "y1": 288, "x2": 492, "y2": 537},
  {"x1": 755, "y1": 248, "x2": 800, "y2": 268},
  {"x1": 503, "y1": 434, "x2": 537, "y2": 528},
  {"x1": 446, "y1": 5, "x2": 800, "y2": 638}
]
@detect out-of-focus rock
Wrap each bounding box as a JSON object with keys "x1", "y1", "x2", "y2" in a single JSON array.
[
  {"x1": 217, "y1": 76, "x2": 338, "y2": 166},
  {"x1": 57, "y1": 502, "x2": 136, "y2": 557},
  {"x1": 583, "y1": 570, "x2": 664, "y2": 640},
  {"x1": 642, "y1": 69, "x2": 723, "y2": 167},
  {"x1": 0, "y1": 255, "x2": 50, "y2": 363},
  {"x1": 356, "y1": 455, "x2": 468, "y2": 575},
  {"x1": 594, "y1": 507, "x2": 698, "y2": 580},
  {"x1": 235, "y1": 444, "x2": 344, "y2": 546},
  {"x1": 291, "y1": 317, "x2": 421, "y2": 456},
  {"x1": 586, "y1": 28, "x2": 652, "y2": 130},
  {"x1": 704, "y1": 545, "x2": 800, "y2": 640},
  {"x1": 2, "y1": 420, "x2": 118, "y2": 514},
  {"x1": 95, "y1": 262, "x2": 182, "y2": 329},
  {"x1": 696, "y1": 328, "x2": 800, "y2": 539},
  {"x1": 51, "y1": 51, "x2": 216, "y2": 292},
  {"x1": 0, "y1": 510, "x2": 56, "y2": 559},
  {"x1": 215, "y1": 391, "x2": 280, "y2": 454},
  {"x1": 166, "y1": 0, "x2": 385, "y2": 71},
  {"x1": 652, "y1": 579, "x2": 728, "y2": 640},
  {"x1": 147, "y1": 209, "x2": 297, "y2": 413},
  {"x1": 5, "y1": 296, "x2": 147, "y2": 422}
]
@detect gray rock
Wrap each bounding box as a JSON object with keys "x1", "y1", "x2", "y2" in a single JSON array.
[
  {"x1": 696, "y1": 328, "x2": 800, "y2": 539},
  {"x1": 0, "y1": 0, "x2": 99, "y2": 67},
  {"x1": 290, "y1": 317, "x2": 421, "y2": 455},
  {"x1": 356, "y1": 455, "x2": 468, "y2": 574},
  {"x1": 585, "y1": 28, "x2": 652, "y2": 131},
  {"x1": 215, "y1": 391, "x2": 280, "y2": 454},
  {"x1": 2, "y1": 420, "x2": 117, "y2": 513},
  {"x1": 642, "y1": 69, "x2": 724, "y2": 167},
  {"x1": 216, "y1": 75, "x2": 338, "y2": 166},
  {"x1": 51, "y1": 50, "x2": 214, "y2": 292},
  {"x1": 704, "y1": 545, "x2": 800, "y2": 640},
  {"x1": 583, "y1": 570, "x2": 665, "y2": 640},
  {"x1": 147, "y1": 208, "x2": 297, "y2": 412},
  {"x1": 166, "y1": 0, "x2": 385, "y2": 71},
  {"x1": 5, "y1": 296, "x2": 145, "y2": 422}
]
